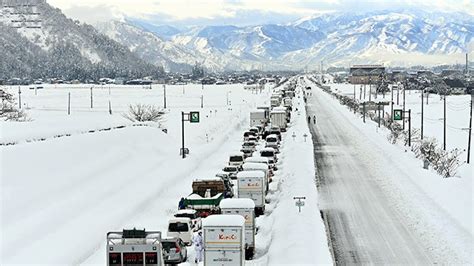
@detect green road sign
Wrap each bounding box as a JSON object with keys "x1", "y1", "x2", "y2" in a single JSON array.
[
  {"x1": 393, "y1": 109, "x2": 403, "y2": 120},
  {"x1": 190, "y1": 111, "x2": 200, "y2": 123}
]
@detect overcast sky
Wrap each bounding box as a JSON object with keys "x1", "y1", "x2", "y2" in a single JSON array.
[{"x1": 47, "y1": 0, "x2": 474, "y2": 26}]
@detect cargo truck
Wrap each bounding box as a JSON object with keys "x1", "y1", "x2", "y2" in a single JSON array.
[
  {"x1": 202, "y1": 215, "x2": 245, "y2": 266},
  {"x1": 107, "y1": 228, "x2": 165, "y2": 266},
  {"x1": 219, "y1": 199, "x2": 256, "y2": 260},
  {"x1": 270, "y1": 109, "x2": 287, "y2": 132},
  {"x1": 249, "y1": 110, "x2": 267, "y2": 127},
  {"x1": 236, "y1": 171, "x2": 266, "y2": 216}
]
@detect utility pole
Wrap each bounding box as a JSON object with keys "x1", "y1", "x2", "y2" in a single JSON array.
[
  {"x1": 426, "y1": 91, "x2": 429, "y2": 105},
  {"x1": 163, "y1": 84, "x2": 167, "y2": 109},
  {"x1": 18, "y1": 87, "x2": 21, "y2": 109},
  {"x1": 467, "y1": 94, "x2": 472, "y2": 164},
  {"x1": 403, "y1": 80, "x2": 406, "y2": 130},
  {"x1": 363, "y1": 102, "x2": 366, "y2": 123},
  {"x1": 363, "y1": 84, "x2": 366, "y2": 100},
  {"x1": 108, "y1": 100, "x2": 112, "y2": 115},
  {"x1": 201, "y1": 95, "x2": 204, "y2": 108},
  {"x1": 368, "y1": 79, "x2": 372, "y2": 102},
  {"x1": 378, "y1": 102, "x2": 381, "y2": 128},
  {"x1": 391, "y1": 84, "x2": 394, "y2": 121},
  {"x1": 359, "y1": 86, "x2": 362, "y2": 100},
  {"x1": 90, "y1": 87, "x2": 93, "y2": 109},
  {"x1": 421, "y1": 89, "x2": 424, "y2": 140},
  {"x1": 408, "y1": 109, "x2": 412, "y2": 147},
  {"x1": 68, "y1": 92, "x2": 71, "y2": 115},
  {"x1": 397, "y1": 85, "x2": 400, "y2": 105},
  {"x1": 444, "y1": 94, "x2": 447, "y2": 150}
]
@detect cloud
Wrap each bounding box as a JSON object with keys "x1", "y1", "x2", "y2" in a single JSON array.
[{"x1": 46, "y1": 0, "x2": 474, "y2": 25}]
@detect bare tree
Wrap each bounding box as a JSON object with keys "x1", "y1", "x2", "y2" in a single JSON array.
[
  {"x1": 0, "y1": 89, "x2": 30, "y2": 121},
  {"x1": 123, "y1": 104, "x2": 166, "y2": 123}
]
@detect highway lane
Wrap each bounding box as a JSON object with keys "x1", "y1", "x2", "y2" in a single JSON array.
[{"x1": 306, "y1": 83, "x2": 435, "y2": 264}]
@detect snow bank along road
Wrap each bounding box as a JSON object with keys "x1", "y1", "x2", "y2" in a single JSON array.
[{"x1": 305, "y1": 78, "x2": 472, "y2": 264}]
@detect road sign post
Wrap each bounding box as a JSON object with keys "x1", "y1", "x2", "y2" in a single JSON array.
[
  {"x1": 181, "y1": 111, "x2": 200, "y2": 158},
  {"x1": 293, "y1": 197, "x2": 306, "y2": 213}
]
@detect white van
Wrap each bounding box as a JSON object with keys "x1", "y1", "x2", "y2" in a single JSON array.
[
  {"x1": 228, "y1": 152, "x2": 245, "y2": 167},
  {"x1": 167, "y1": 217, "x2": 193, "y2": 245}
]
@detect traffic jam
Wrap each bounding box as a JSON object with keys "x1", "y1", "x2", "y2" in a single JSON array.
[{"x1": 106, "y1": 79, "x2": 299, "y2": 266}]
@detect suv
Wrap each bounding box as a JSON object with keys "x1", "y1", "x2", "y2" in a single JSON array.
[
  {"x1": 162, "y1": 238, "x2": 187, "y2": 264},
  {"x1": 174, "y1": 209, "x2": 202, "y2": 231}
]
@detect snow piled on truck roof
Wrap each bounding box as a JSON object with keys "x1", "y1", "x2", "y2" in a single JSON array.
[
  {"x1": 202, "y1": 214, "x2": 245, "y2": 227},
  {"x1": 220, "y1": 198, "x2": 255, "y2": 209},
  {"x1": 236, "y1": 170, "x2": 264, "y2": 178}
]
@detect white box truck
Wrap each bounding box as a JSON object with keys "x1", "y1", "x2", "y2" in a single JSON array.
[
  {"x1": 202, "y1": 215, "x2": 245, "y2": 266},
  {"x1": 219, "y1": 199, "x2": 256, "y2": 260},
  {"x1": 107, "y1": 229, "x2": 165, "y2": 266},
  {"x1": 236, "y1": 170, "x2": 266, "y2": 216},
  {"x1": 270, "y1": 109, "x2": 287, "y2": 132},
  {"x1": 249, "y1": 110, "x2": 267, "y2": 127}
]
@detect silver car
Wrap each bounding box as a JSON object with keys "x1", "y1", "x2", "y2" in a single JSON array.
[{"x1": 162, "y1": 237, "x2": 188, "y2": 264}]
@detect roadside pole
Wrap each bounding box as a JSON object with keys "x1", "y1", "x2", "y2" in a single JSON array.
[
  {"x1": 421, "y1": 89, "x2": 424, "y2": 140},
  {"x1": 444, "y1": 94, "x2": 446, "y2": 150},
  {"x1": 403, "y1": 81, "x2": 406, "y2": 130},
  {"x1": 467, "y1": 94, "x2": 472, "y2": 164},
  {"x1": 378, "y1": 102, "x2": 381, "y2": 128},
  {"x1": 90, "y1": 87, "x2": 93, "y2": 109},
  {"x1": 68, "y1": 92, "x2": 71, "y2": 115},
  {"x1": 108, "y1": 100, "x2": 112, "y2": 115},
  {"x1": 163, "y1": 84, "x2": 167, "y2": 109},
  {"x1": 391, "y1": 84, "x2": 394, "y2": 122},
  {"x1": 363, "y1": 102, "x2": 366, "y2": 123},
  {"x1": 18, "y1": 87, "x2": 21, "y2": 109},
  {"x1": 408, "y1": 109, "x2": 411, "y2": 147}
]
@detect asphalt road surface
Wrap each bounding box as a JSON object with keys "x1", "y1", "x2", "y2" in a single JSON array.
[{"x1": 306, "y1": 85, "x2": 436, "y2": 264}]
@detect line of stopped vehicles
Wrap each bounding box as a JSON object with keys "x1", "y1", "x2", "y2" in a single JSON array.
[{"x1": 106, "y1": 79, "x2": 300, "y2": 265}]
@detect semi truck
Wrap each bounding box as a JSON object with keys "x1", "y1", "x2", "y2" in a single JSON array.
[
  {"x1": 219, "y1": 199, "x2": 256, "y2": 260},
  {"x1": 202, "y1": 214, "x2": 245, "y2": 266},
  {"x1": 106, "y1": 228, "x2": 165, "y2": 266}
]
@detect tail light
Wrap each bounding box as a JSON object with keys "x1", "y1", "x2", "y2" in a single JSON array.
[{"x1": 175, "y1": 243, "x2": 181, "y2": 253}]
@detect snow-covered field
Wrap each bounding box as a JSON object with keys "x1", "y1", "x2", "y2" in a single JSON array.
[{"x1": 1, "y1": 81, "x2": 331, "y2": 265}]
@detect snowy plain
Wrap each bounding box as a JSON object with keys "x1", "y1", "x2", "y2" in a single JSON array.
[{"x1": 1, "y1": 81, "x2": 331, "y2": 265}]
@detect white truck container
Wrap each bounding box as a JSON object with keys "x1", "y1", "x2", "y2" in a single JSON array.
[
  {"x1": 249, "y1": 110, "x2": 267, "y2": 127},
  {"x1": 202, "y1": 215, "x2": 245, "y2": 266},
  {"x1": 236, "y1": 170, "x2": 266, "y2": 216},
  {"x1": 107, "y1": 229, "x2": 165, "y2": 266},
  {"x1": 241, "y1": 162, "x2": 270, "y2": 192},
  {"x1": 270, "y1": 109, "x2": 287, "y2": 131},
  {"x1": 219, "y1": 199, "x2": 256, "y2": 260},
  {"x1": 256, "y1": 106, "x2": 270, "y2": 122}
]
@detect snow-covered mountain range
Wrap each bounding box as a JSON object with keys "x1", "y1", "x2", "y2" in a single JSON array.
[
  {"x1": 116, "y1": 9, "x2": 473, "y2": 71},
  {"x1": 1, "y1": 0, "x2": 473, "y2": 77}
]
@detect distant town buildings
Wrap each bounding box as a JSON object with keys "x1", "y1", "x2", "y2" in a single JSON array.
[{"x1": 349, "y1": 64, "x2": 385, "y2": 84}]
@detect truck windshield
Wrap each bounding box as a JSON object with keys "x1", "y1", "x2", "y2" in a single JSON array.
[
  {"x1": 230, "y1": 156, "x2": 243, "y2": 162},
  {"x1": 168, "y1": 222, "x2": 189, "y2": 232}
]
